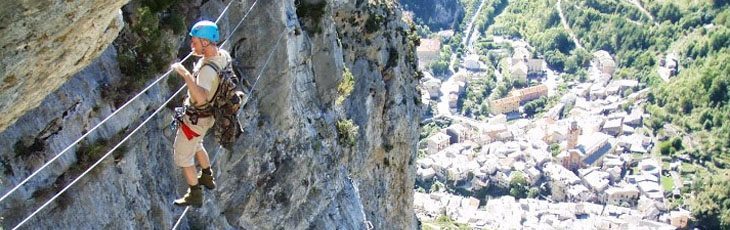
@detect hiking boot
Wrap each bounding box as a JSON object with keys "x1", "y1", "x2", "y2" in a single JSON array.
[
  {"x1": 198, "y1": 172, "x2": 216, "y2": 190},
  {"x1": 173, "y1": 186, "x2": 203, "y2": 208}
]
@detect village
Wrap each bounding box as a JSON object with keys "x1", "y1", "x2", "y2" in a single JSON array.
[{"x1": 413, "y1": 24, "x2": 690, "y2": 229}]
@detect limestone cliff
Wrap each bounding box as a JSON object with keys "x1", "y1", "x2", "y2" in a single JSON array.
[
  {"x1": 0, "y1": 0, "x2": 420, "y2": 229},
  {"x1": 0, "y1": 0, "x2": 127, "y2": 133}
]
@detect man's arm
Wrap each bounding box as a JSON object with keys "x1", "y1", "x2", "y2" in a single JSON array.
[{"x1": 172, "y1": 63, "x2": 209, "y2": 106}]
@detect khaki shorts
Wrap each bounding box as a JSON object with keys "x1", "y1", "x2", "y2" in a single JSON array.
[{"x1": 173, "y1": 115, "x2": 214, "y2": 167}]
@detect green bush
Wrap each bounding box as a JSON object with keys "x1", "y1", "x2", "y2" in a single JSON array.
[
  {"x1": 336, "y1": 119, "x2": 359, "y2": 146},
  {"x1": 365, "y1": 12, "x2": 385, "y2": 34}
]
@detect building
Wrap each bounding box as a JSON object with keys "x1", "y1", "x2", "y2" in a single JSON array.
[
  {"x1": 512, "y1": 47, "x2": 531, "y2": 64},
  {"x1": 603, "y1": 117, "x2": 624, "y2": 136},
  {"x1": 567, "y1": 120, "x2": 580, "y2": 150},
  {"x1": 511, "y1": 84, "x2": 549, "y2": 103},
  {"x1": 579, "y1": 167, "x2": 611, "y2": 193},
  {"x1": 464, "y1": 54, "x2": 482, "y2": 71},
  {"x1": 593, "y1": 50, "x2": 616, "y2": 75},
  {"x1": 489, "y1": 84, "x2": 548, "y2": 115},
  {"x1": 576, "y1": 132, "x2": 613, "y2": 166},
  {"x1": 417, "y1": 39, "x2": 441, "y2": 68},
  {"x1": 446, "y1": 123, "x2": 473, "y2": 144},
  {"x1": 490, "y1": 96, "x2": 520, "y2": 114},
  {"x1": 422, "y1": 78, "x2": 442, "y2": 98},
  {"x1": 509, "y1": 61, "x2": 528, "y2": 83},
  {"x1": 669, "y1": 209, "x2": 691, "y2": 229},
  {"x1": 604, "y1": 184, "x2": 640, "y2": 207},
  {"x1": 544, "y1": 163, "x2": 582, "y2": 201},
  {"x1": 527, "y1": 59, "x2": 545, "y2": 77},
  {"x1": 545, "y1": 103, "x2": 565, "y2": 124},
  {"x1": 426, "y1": 132, "x2": 450, "y2": 155},
  {"x1": 481, "y1": 123, "x2": 509, "y2": 141}
]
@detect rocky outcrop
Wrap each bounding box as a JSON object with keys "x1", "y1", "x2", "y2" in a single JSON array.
[
  {"x1": 0, "y1": 0, "x2": 420, "y2": 229},
  {"x1": 0, "y1": 0, "x2": 127, "y2": 132}
]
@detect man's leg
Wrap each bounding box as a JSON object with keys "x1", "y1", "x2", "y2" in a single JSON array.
[
  {"x1": 196, "y1": 150, "x2": 216, "y2": 189},
  {"x1": 195, "y1": 150, "x2": 210, "y2": 169},
  {"x1": 182, "y1": 166, "x2": 198, "y2": 186},
  {"x1": 173, "y1": 128, "x2": 204, "y2": 207}
]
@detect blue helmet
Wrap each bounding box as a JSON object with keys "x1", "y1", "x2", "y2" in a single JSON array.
[{"x1": 189, "y1": 20, "x2": 220, "y2": 43}]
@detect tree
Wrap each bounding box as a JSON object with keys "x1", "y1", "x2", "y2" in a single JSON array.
[
  {"x1": 657, "y1": 3, "x2": 682, "y2": 23},
  {"x1": 710, "y1": 28, "x2": 730, "y2": 52},
  {"x1": 430, "y1": 60, "x2": 450, "y2": 76},
  {"x1": 510, "y1": 172, "x2": 529, "y2": 199},
  {"x1": 709, "y1": 77, "x2": 729, "y2": 107},
  {"x1": 545, "y1": 50, "x2": 567, "y2": 72},
  {"x1": 689, "y1": 171, "x2": 730, "y2": 229},
  {"x1": 494, "y1": 83, "x2": 509, "y2": 99}
]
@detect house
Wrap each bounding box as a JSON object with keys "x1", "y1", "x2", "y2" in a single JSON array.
[
  {"x1": 579, "y1": 167, "x2": 611, "y2": 193},
  {"x1": 604, "y1": 184, "x2": 640, "y2": 207},
  {"x1": 448, "y1": 93, "x2": 459, "y2": 108},
  {"x1": 567, "y1": 184, "x2": 594, "y2": 202},
  {"x1": 544, "y1": 163, "x2": 582, "y2": 201},
  {"x1": 512, "y1": 46, "x2": 531, "y2": 64},
  {"x1": 489, "y1": 85, "x2": 548, "y2": 115},
  {"x1": 509, "y1": 61, "x2": 528, "y2": 83},
  {"x1": 446, "y1": 123, "x2": 471, "y2": 144},
  {"x1": 545, "y1": 103, "x2": 565, "y2": 123},
  {"x1": 589, "y1": 84, "x2": 607, "y2": 100},
  {"x1": 417, "y1": 38, "x2": 441, "y2": 69},
  {"x1": 624, "y1": 109, "x2": 643, "y2": 127},
  {"x1": 669, "y1": 209, "x2": 691, "y2": 229},
  {"x1": 593, "y1": 50, "x2": 616, "y2": 75},
  {"x1": 638, "y1": 159, "x2": 661, "y2": 176},
  {"x1": 422, "y1": 78, "x2": 442, "y2": 98},
  {"x1": 426, "y1": 132, "x2": 451, "y2": 155},
  {"x1": 603, "y1": 117, "x2": 624, "y2": 136},
  {"x1": 527, "y1": 59, "x2": 545, "y2": 77},
  {"x1": 543, "y1": 124, "x2": 569, "y2": 143},
  {"x1": 482, "y1": 123, "x2": 509, "y2": 141}
]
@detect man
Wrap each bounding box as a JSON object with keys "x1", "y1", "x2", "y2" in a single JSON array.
[{"x1": 170, "y1": 20, "x2": 231, "y2": 207}]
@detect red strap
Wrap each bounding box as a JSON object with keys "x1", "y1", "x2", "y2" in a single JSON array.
[{"x1": 180, "y1": 123, "x2": 200, "y2": 140}]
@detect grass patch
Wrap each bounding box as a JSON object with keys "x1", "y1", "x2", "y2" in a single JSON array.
[{"x1": 661, "y1": 175, "x2": 674, "y2": 191}]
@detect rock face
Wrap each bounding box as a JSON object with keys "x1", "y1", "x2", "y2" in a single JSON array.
[
  {"x1": 0, "y1": 0, "x2": 420, "y2": 229},
  {"x1": 0, "y1": 0, "x2": 127, "y2": 132},
  {"x1": 400, "y1": 0, "x2": 462, "y2": 30}
]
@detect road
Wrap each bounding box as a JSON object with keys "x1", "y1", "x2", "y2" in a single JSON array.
[
  {"x1": 556, "y1": 0, "x2": 584, "y2": 50},
  {"x1": 464, "y1": 0, "x2": 489, "y2": 53},
  {"x1": 450, "y1": 0, "x2": 488, "y2": 72},
  {"x1": 626, "y1": 0, "x2": 658, "y2": 26}
]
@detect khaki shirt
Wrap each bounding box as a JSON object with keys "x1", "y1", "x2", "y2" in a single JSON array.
[{"x1": 186, "y1": 49, "x2": 232, "y2": 107}]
